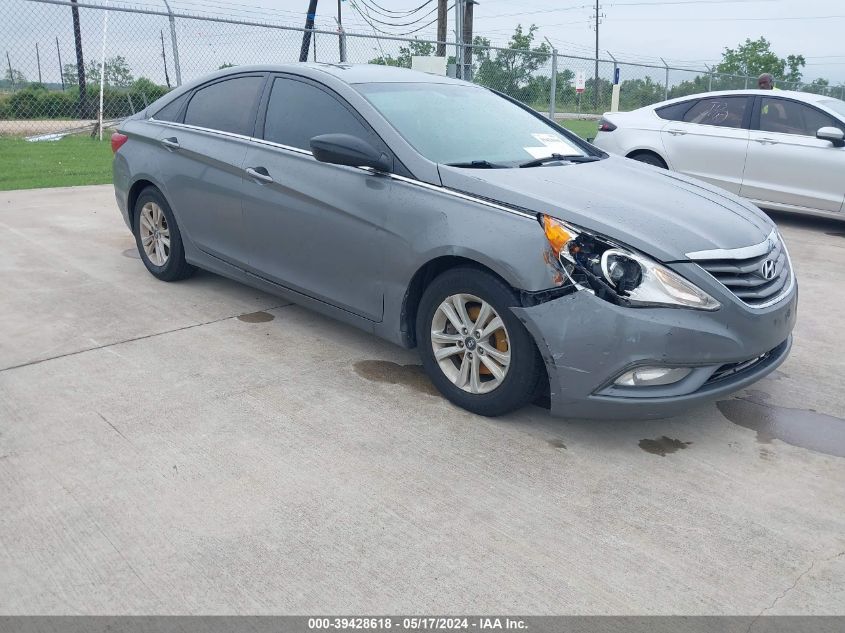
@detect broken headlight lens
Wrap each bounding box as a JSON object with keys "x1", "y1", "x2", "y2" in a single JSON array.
[{"x1": 540, "y1": 215, "x2": 720, "y2": 311}]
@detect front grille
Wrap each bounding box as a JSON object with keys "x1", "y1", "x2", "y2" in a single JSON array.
[{"x1": 688, "y1": 231, "x2": 791, "y2": 307}]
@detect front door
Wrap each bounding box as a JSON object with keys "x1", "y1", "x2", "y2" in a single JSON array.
[
  {"x1": 741, "y1": 96, "x2": 845, "y2": 213},
  {"x1": 241, "y1": 75, "x2": 391, "y2": 322}
]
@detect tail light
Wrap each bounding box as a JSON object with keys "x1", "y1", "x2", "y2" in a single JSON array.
[
  {"x1": 111, "y1": 132, "x2": 128, "y2": 153},
  {"x1": 598, "y1": 118, "x2": 617, "y2": 132}
]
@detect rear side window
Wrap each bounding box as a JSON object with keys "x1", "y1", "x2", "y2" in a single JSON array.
[
  {"x1": 759, "y1": 97, "x2": 841, "y2": 136},
  {"x1": 263, "y1": 77, "x2": 377, "y2": 151},
  {"x1": 153, "y1": 92, "x2": 188, "y2": 122},
  {"x1": 184, "y1": 76, "x2": 264, "y2": 136},
  {"x1": 682, "y1": 97, "x2": 748, "y2": 129},
  {"x1": 656, "y1": 101, "x2": 693, "y2": 121}
]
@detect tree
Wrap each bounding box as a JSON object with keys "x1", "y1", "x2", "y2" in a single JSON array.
[
  {"x1": 4, "y1": 67, "x2": 26, "y2": 86},
  {"x1": 64, "y1": 56, "x2": 133, "y2": 88},
  {"x1": 716, "y1": 37, "x2": 805, "y2": 83},
  {"x1": 472, "y1": 25, "x2": 550, "y2": 99},
  {"x1": 369, "y1": 39, "x2": 435, "y2": 67}
]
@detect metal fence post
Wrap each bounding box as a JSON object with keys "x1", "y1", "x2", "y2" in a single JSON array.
[
  {"x1": 660, "y1": 57, "x2": 669, "y2": 100},
  {"x1": 744, "y1": 76, "x2": 748, "y2": 89},
  {"x1": 162, "y1": 0, "x2": 181, "y2": 86}
]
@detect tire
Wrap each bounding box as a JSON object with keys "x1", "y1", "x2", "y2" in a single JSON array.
[
  {"x1": 133, "y1": 187, "x2": 196, "y2": 282},
  {"x1": 629, "y1": 151, "x2": 667, "y2": 169},
  {"x1": 416, "y1": 267, "x2": 543, "y2": 417}
]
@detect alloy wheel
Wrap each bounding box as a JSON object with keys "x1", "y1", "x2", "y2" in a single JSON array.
[
  {"x1": 430, "y1": 293, "x2": 511, "y2": 394},
  {"x1": 139, "y1": 201, "x2": 170, "y2": 267}
]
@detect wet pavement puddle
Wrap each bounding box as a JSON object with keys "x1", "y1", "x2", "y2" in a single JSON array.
[
  {"x1": 353, "y1": 360, "x2": 438, "y2": 396},
  {"x1": 717, "y1": 393, "x2": 845, "y2": 458},
  {"x1": 639, "y1": 436, "x2": 692, "y2": 457},
  {"x1": 237, "y1": 311, "x2": 275, "y2": 323}
]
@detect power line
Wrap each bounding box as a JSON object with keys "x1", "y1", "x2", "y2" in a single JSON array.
[{"x1": 356, "y1": 0, "x2": 436, "y2": 17}]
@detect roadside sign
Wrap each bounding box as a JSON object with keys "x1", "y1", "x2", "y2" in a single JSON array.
[{"x1": 575, "y1": 71, "x2": 586, "y2": 93}]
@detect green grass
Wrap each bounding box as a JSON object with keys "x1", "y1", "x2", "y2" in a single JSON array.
[
  {"x1": 559, "y1": 118, "x2": 599, "y2": 141},
  {"x1": 0, "y1": 120, "x2": 598, "y2": 192},
  {"x1": 0, "y1": 135, "x2": 113, "y2": 191}
]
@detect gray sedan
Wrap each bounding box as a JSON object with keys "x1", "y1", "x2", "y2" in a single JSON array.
[{"x1": 112, "y1": 64, "x2": 796, "y2": 419}]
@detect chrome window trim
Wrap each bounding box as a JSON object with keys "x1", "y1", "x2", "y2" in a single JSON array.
[
  {"x1": 685, "y1": 228, "x2": 778, "y2": 261},
  {"x1": 150, "y1": 118, "x2": 536, "y2": 221}
]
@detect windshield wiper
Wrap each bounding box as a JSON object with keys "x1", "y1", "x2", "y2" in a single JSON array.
[
  {"x1": 518, "y1": 154, "x2": 602, "y2": 168},
  {"x1": 445, "y1": 160, "x2": 506, "y2": 169}
]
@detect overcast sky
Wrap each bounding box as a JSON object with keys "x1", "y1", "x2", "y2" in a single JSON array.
[{"x1": 157, "y1": 0, "x2": 845, "y2": 83}]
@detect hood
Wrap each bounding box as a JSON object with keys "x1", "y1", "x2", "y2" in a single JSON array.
[{"x1": 437, "y1": 155, "x2": 774, "y2": 262}]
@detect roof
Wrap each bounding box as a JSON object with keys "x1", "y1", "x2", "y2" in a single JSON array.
[
  {"x1": 659, "y1": 89, "x2": 834, "y2": 106},
  {"x1": 215, "y1": 62, "x2": 467, "y2": 85}
]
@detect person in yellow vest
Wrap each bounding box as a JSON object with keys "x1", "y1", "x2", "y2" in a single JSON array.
[{"x1": 758, "y1": 73, "x2": 777, "y2": 90}]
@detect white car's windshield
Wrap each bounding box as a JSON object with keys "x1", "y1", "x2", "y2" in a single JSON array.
[
  {"x1": 357, "y1": 82, "x2": 588, "y2": 166},
  {"x1": 819, "y1": 98, "x2": 845, "y2": 119}
]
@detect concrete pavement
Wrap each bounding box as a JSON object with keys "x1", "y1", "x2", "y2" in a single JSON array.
[{"x1": 1, "y1": 185, "x2": 844, "y2": 614}]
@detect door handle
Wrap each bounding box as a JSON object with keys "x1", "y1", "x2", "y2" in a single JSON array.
[
  {"x1": 246, "y1": 166, "x2": 274, "y2": 184},
  {"x1": 755, "y1": 137, "x2": 778, "y2": 145},
  {"x1": 667, "y1": 129, "x2": 687, "y2": 136},
  {"x1": 161, "y1": 137, "x2": 180, "y2": 150}
]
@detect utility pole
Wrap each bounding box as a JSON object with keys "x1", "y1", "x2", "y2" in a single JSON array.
[
  {"x1": 436, "y1": 0, "x2": 447, "y2": 57},
  {"x1": 299, "y1": 0, "x2": 319, "y2": 63},
  {"x1": 70, "y1": 0, "x2": 88, "y2": 118},
  {"x1": 593, "y1": 0, "x2": 600, "y2": 109},
  {"x1": 336, "y1": 0, "x2": 346, "y2": 62},
  {"x1": 160, "y1": 30, "x2": 171, "y2": 88},
  {"x1": 36, "y1": 43, "x2": 42, "y2": 84},
  {"x1": 5, "y1": 52, "x2": 15, "y2": 90},
  {"x1": 56, "y1": 37, "x2": 65, "y2": 90},
  {"x1": 462, "y1": 0, "x2": 475, "y2": 80}
]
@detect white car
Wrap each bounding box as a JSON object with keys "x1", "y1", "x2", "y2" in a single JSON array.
[{"x1": 593, "y1": 90, "x2": 845, "y2": 219}]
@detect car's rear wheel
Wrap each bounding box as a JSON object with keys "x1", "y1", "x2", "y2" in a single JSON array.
[
  {"x1": 629, "y1": 151, "x2": 667, "y2": 169},
  {"x1": 133, "y1": 187, "x2": 195, "y2": 281},
  {"x1": 416, "y1": 267, "x2": 543, "y2": 417}
]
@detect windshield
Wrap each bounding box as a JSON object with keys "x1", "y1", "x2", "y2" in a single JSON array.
[
  {"x1": 356, "y1": 82, "x2": 587, "y2": 166},
  {"x1": 819, "y1": 98, "x2": 845, "y2": 119}
]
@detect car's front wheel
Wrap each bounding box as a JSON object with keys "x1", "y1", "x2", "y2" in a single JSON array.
[
  {"x1": 133, "y1": 187, "x2": 195, "y2": 281},
  {"x1": 416, "y1": 267, "x2": 543, "y2": 417}
]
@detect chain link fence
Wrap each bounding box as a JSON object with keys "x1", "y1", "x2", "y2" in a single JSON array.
[{"x1": 2, "y1": 0, "x2": 845, "y2": 137}]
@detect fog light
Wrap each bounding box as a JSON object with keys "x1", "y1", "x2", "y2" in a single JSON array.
[{"x1": 614, "y1": 366, "x2": 691, "y2": 387}]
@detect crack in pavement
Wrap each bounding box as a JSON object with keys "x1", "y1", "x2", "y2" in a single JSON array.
[
  {"x1": 746, "y1": 551, "x2": 845, "y2": 632},
  {"x1": 0, "y1": 303, "x2": 293, "y2": 374}
]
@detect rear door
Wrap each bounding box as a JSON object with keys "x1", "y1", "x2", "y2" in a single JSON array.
[
  {"x1": 741, "y1": 96, "x2": 845, "y2": 213},
  {"x1": 241, "y1": 75, "x2": 395, "y2": 321},
  {"x1": 659, "y1": 95, "x2": 751, "y2": 193},
  {"x1": 154, "y1": 73, "x2": 265, "y2": 267}
]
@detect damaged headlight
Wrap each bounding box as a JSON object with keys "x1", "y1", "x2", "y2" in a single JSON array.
[{"x1": 540, "y1": 215, "x2": 720, "y2": 311}]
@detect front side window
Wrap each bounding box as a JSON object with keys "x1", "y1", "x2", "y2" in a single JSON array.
[
  {"x1": 760, "y1": 98, "x2": 840, "y2": 136},
  {"x1": 263, "y1": 77, "x2": 376, "y2": 150},
  {"x1": 682, "y1": 97, "x2": 748, "y2": 129},
  {"x1": 184, "y1": 76, "x2": 264, "y2": 136},
  {"x1": 356, "y1": 82, "x2": 586, "y2": 165}
]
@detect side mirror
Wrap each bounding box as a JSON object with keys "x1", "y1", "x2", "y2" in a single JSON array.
[
  {"x1": 310, "y1": 133, "x2": 393, "y2": 172},
  {"x1": 816, "y1": 126, "x2": 845, "y2": 147}
]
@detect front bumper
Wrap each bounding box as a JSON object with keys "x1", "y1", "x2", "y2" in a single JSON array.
[{"x1": 511, "y1": 284, "x2": 797, "y2": 420}]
